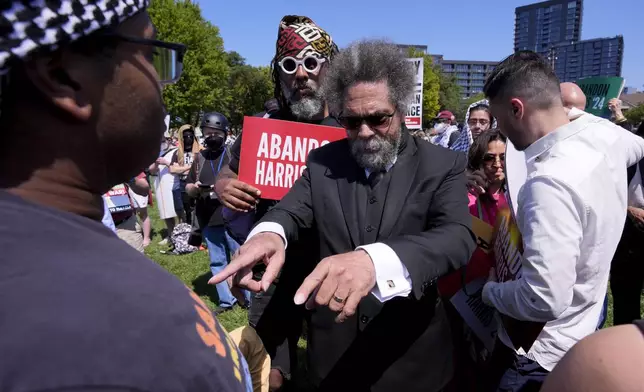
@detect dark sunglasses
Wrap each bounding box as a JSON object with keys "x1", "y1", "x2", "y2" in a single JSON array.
[
  {"x1": 483, "y1": 153, "x2": 505, "y2": 163},
  {"x1": 336, "y1": 112, "x2": 395, "y2": 131},
  {"x1": 103, "y1": 34, "x2": 187, "y2": 85}
]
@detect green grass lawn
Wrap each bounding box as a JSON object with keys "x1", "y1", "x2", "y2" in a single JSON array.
[{"x1": 144, "y1": 206, "x2": 248, "y2": 332}]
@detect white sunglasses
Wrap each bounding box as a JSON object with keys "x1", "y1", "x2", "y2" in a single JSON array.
[{"x1": 278, "y1": 55, "x2": 326, "y2": 75}]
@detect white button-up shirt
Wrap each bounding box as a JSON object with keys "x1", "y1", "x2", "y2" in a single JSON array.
[{"x1": 482, "y1": 113, "x2": 644, "y2": 371}]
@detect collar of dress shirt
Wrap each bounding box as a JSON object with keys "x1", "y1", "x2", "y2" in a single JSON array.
[
  {"x1": 523, "y1": 114, "x2": 589, "y2": 164},
  {"x1": 364, "y1": 155, "x2": 398, "y2": 177}
]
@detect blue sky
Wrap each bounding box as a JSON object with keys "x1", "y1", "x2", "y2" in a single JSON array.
[{"x1": 202, "y1": 0, "x2": 643, "y2": 89}]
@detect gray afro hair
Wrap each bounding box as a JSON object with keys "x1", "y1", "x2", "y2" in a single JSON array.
[{"x1": 321, "y1": 39, "x2": 416, "y2": 116}]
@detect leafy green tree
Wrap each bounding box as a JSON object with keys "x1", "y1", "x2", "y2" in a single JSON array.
[
  {"x1": 625, "y1": 104, "x2": 644, "y2": 126},
  {"x1": 148, "y1": 0, "x2": 230, "y2": 126},
  {"x1": 406, "y1": 48, "x2": 441, "y2": 127},
  {"x1": 226, "y1": 52, "x2": 273, "y2": 131},
  {"x1": 435, "y1": 66, "x2": 462, "y2": 117}
]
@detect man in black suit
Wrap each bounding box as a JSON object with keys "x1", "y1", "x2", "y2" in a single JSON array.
[{"x1": 213, "y1": 40, "x2": 476, "y2": 391}]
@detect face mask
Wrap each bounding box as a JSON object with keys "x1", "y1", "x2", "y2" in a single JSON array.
[
  {"x1": 434, "y1": 123, "x2": 449, "y2": 133},
  {"x1": 183, "y1": 135, "x2": 195, "y2": 146},
  {"x1": 204, "y1": 135, "x2": 224, "y2": 150},
  {"x1": 160, "y1": 142, "x2": 169, "y2": 153}
]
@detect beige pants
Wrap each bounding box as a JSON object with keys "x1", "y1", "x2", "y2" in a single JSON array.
[
  {"x1": 116, "y1": 214, "x2": 144, "y2": 253},
  {"x1": 229, "y1": 326, "x2": 271, "y2": 392}
]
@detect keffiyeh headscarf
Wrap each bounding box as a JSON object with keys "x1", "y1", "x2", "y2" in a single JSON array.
[
  {"x1": 450, "y1": 99, "x2": 497, "y2": 154},
  {"x1": 275, "y1": 15, "x2": 338, "y2": 60},
  {"x1": 0, "y1": 0, "x2": 149, "y2": 74}
]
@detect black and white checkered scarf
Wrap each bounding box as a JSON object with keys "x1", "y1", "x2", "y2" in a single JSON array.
[{"x1": 0, "y1": 0, "x2": 149, "y2": 74}]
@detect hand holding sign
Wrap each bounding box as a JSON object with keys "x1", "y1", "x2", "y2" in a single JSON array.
[{"x1": 216, "y1": 178, "x2": 261, "y2": 212}]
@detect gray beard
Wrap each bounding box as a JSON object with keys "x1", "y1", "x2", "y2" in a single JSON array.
[
  {"x1": 349, "y1": 132, "x2": 401, "y2": 171},
  {"x1": 289, "y1": 96, "x2": 324, "y2": 120}
]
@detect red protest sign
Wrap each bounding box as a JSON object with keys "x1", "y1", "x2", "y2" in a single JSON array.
[{"x1": 238, "y1": 116, "x2": 346, "y2": 200}]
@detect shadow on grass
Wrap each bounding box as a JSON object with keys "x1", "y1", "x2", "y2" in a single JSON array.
[{"x1": 192, "y1": 272, "x2": 221, "y2": 306}]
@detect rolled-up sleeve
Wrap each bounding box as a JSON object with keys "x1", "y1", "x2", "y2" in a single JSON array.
[{"x1": 482, "y1": 176, "x2": 585, "y2": 322}]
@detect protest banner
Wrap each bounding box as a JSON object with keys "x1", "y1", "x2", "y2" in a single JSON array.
[
  {"x1": 439, "y1": 215, "x2": 497, "y2": 350},
  {"x1": 576, "y1": 76, "x2": 625, "y2": 118},
  {"x1": 405, "y1": 58, "x2": 424, "y2": 129},
  {"x1": 104, "y1": 184, "x2": 133, "y2": 214},
  {"x1": 238, "y1": 116, "x2": 346, "y2": 200}
]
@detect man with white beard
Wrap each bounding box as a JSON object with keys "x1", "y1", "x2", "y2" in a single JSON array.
[{"x1": 214, "y1": 15, "x2": 340, "y2": 390}]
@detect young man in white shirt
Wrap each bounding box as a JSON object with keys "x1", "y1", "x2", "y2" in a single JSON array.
[{"x1": 481, "y1": 51, "x2": 644, "y2": 391}]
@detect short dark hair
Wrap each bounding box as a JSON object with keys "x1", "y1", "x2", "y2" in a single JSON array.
[
  {"x1": 468, "y1": 128, "x2": 506, "y2": 171},
  {"x1": 484, "y1": 51, "x2": 561, "y2": 110}
]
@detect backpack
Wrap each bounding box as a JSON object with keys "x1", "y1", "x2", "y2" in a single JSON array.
[{"x1": 170, "y1": 223, "x2": 199, "y2": 255}]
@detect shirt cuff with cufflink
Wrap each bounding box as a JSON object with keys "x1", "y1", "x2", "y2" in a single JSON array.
[{"x1": 357, "y1": 242, "x2": 412, "y2": 302}]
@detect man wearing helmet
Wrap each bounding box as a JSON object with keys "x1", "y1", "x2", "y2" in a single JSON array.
[{"x1": 186, "y1": 112, "x2": 250, "y2": 315}]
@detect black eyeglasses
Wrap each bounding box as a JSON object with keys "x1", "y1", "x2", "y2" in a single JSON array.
[
  {"x1": 336, "y1": 112, "x2": 395, "y2": 131},
  {"x1": 103, "y1": 34, "x2": 187, "y2": 85}
]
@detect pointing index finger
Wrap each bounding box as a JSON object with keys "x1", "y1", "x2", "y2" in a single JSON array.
[
  {"x1": 294, "y1": 261, "x2": 330, "y2": 305},
  {"x1": 209, "y1": 247, "x2": 262, "y2": 285}
]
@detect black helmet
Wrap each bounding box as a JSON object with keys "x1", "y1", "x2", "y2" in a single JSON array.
[{"x1": 200, "y1": 112, "x2": 229, "y2": 132}]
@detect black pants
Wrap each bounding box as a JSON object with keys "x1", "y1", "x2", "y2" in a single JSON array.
[
  {"x1": 610, "y1": 218, "x2": 644, "y2": 325},
  {"x1": 483, "y1": 340, "x2": 548, "y2": 392}
]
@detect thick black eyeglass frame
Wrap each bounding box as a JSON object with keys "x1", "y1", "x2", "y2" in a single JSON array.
[{"x1": 104, "y1": 34, "x2": 187, "y2": 58}]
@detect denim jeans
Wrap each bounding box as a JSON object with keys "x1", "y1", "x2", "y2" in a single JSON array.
[{"x1": 202, "y1": 225, "x2": 250, "y2": 308}]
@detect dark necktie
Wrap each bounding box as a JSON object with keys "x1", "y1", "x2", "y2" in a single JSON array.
[{"x1": 368, "y1": 171, "x2": 384, "y2": 189}]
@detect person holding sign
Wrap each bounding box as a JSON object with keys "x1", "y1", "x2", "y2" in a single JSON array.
[
  {"x1": 212, "y1": 40, "x2": 476, "y2": 392},
  {"x1": 214, "y1": 15, "x2": 340, "y2": 390},
  {"x1": 481, "y1": 51, "x2": 644, "y2": 391}
]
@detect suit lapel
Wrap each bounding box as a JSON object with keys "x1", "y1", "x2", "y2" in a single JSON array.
[{"x1": 379, "y1": 134, "x2": 419, "y2": 239}]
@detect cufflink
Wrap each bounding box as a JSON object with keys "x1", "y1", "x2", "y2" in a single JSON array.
[{"x1": 387, "y1": 280, "x2": 395, "y2": 288}]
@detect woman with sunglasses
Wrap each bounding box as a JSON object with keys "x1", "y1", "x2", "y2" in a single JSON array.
[{"x1": 467, "y1": 129, "x2": 508, "y2": 226}]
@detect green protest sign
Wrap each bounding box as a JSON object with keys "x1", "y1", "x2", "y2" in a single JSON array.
[{"x1": 576, "y1": 77, "x2": 625, "y2": 118}]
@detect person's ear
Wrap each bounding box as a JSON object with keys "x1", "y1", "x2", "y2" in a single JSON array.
[
  {"x1": 509, "y1": 98, "x2": 524, "y2": 120},
  {"x1": 24, "y1": 52, "x2": 92, "y2": 122}
]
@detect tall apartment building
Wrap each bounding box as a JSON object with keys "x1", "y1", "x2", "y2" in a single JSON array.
[
  {"x1": 549, "y1": 36, "x2": 624, "y2": 82},
  {"x1": 514, "y1": 0, "x2": 583, "y2": 55},
  {"x1": 434, "y1": 55, "x2": 499, "y2": 99}
]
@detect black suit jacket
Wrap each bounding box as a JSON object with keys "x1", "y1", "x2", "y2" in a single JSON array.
[{"x1": 258, "y1": 132, "x2": 476, "y2": 391}]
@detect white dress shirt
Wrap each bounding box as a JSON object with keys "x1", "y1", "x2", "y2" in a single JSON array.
[
  {"x1": 482, "y1": 113, "x2": 644, "y2": 371},
  {"x1": 247, "y1": 157, "x2": 414, "y2": 303},
  {"x1": 628, "y1": 164, "x2": 644, "y2": 208}
]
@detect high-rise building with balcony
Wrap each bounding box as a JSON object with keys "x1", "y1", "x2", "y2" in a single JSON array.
[
  {"x1": 549, "y1": 36, "x2": 624, "y2": 82},
  {"x1": 514, "y1": 0, "x2": 583, "y2": 55}
]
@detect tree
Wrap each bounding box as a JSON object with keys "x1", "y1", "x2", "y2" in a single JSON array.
[
  {"x1": 226, "y1": 52, "x2": 273, "y2": 131},
  {"x1": 625, "y1": 104, "x2": 644, "y2": 126},
  {"x1": 406, "y1": 48, "x2": 441, "y2": 127},
  {"x1": 148, "y1": 0, "x2": 230, "y2": 126},
  {"x1": 435, "y1": 66, "x2": 462, "y2": 117}
]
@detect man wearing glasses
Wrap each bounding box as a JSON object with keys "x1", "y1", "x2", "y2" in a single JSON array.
[
  {"x1": 0, "y1": 1, "x2": 250, "y2": 391},
  {"x1": 214, "y1": 15, "x2": 340, "y2": 390},
  {"x1": 213, "y1": 40, "x2": 476, "y2": 392}
]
